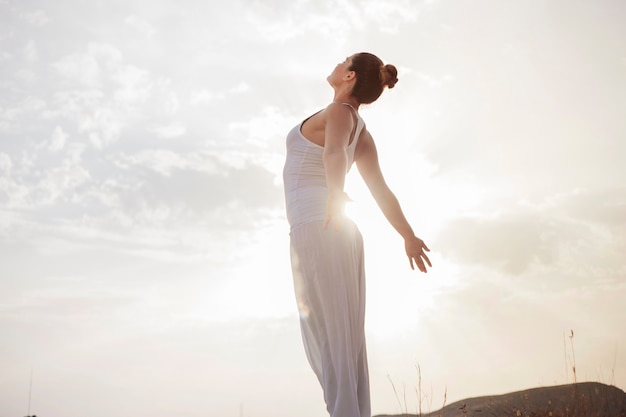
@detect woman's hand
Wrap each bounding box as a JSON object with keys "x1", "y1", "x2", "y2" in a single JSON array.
[
  {"x1": 405, "y1": 235, "x2": 432, "y2": 273},
  {"x1": 323, "y1": 191, "x2": 350, "y2": 231}
]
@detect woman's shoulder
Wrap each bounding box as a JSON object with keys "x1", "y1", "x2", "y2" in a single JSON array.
[
  {"x1": 325, "y1": 101, "x2": 357, "y2": 113},
  {"x1": 324, "y1": 102, "x2": 359, "y2": 124},
  {"x1": 302, "y1": 102, "x2": 359, "y2": 135}
]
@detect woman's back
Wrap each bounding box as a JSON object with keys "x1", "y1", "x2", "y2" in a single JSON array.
[{"x1": 283, "y1": 104, "x2": 364, "y2": 230}]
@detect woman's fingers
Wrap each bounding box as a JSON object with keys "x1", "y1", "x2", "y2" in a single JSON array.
[
  {"x1": 422, "y1": 251, "x2": 432, "y2": 268},
  {"x1": 408, "y1": 245, "x2": 431, "y2": 273},
  {"x1": 323, "y1": 216, "x2": 331, "y2": 230}
]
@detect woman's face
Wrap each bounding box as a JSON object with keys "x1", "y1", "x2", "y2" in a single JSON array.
[{"x1": 327, "y1": 55, "x2": 354, "y2": 86}]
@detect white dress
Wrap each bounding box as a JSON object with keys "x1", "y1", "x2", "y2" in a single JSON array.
[{"x1": 283, "y1": 103, "x2": 370, "y2": 417}]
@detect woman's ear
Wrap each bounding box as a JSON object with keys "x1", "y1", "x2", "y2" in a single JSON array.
[{"x1": 343, "y1": 71, "x2": 356, "y2": 82}]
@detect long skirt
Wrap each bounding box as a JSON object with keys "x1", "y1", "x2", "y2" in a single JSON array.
[{"x1": 289, "y1": 219, "x2": 370, "y2": 417}]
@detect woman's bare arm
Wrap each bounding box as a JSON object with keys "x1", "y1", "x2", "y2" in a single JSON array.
[
  {"x1": 322, "y1": 103, "x2": 355, "y2": 230},
  {"x1": 355, "y1": 129, "x2": 431, "y2": 272}
]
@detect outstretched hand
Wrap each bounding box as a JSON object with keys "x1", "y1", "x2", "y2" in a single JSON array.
[{"x1": 405, "y1": 235, "x2": 432, "y2": 273}]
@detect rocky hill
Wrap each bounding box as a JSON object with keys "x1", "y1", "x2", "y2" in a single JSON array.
[{"x1": 376, "y1": 382, "x2": 626, "y2": 417}]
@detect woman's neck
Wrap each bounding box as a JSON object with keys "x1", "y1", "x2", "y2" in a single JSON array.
[{"x1": 332, "y1": 92, "x2": 359, "y2": 110}]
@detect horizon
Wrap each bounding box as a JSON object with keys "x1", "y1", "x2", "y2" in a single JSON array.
[{"x1": 1, "y1": 0, "x2": 625, "y2": 416}]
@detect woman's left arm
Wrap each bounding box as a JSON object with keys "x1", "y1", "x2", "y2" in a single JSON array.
[{"x1": 354, "y1": 129, "x2": 432, "y2": 273}]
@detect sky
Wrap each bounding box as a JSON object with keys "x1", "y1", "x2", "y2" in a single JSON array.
[{"x1": 1, "y1": 0, "x2": 625, "y2": 416}]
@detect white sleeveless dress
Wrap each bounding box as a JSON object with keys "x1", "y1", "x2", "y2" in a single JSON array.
[{"x1": 283, "y1": 103, "x2": 370, "y2": 417}]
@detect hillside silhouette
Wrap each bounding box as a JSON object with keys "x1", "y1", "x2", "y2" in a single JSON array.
[{"x1": 376, "y1": 382, "x2": 626, "y2": 417}]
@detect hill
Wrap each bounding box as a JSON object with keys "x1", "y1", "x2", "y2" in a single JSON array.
[{"x1": 376, "y1": 382, "x2": 626, "y2": 417}]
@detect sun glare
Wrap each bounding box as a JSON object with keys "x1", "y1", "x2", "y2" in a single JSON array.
[
  {"x1": 344, "y1": 173, "x2": 460, "y2": 339},
  {"x1": 196, "y1": 219, "x2": 296, "y2": 322}
]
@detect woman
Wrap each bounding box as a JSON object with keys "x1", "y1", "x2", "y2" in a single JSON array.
[{"x1": 283, "y1": 52, "x2": 432, "y2": 417}]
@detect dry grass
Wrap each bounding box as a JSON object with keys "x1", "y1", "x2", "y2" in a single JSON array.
[{"x1": 380, "y1": 330, "x2": 624, "y2": 417}]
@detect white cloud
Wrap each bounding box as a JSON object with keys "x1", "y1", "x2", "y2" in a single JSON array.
[
  {"x1": 189, "y1": 83, "x2": 249, "y2": 106},
  {"x1": 229, "y1": 82, "x2": 250, "y2": 94},
  {"x1": 23, "y1": 39, "x2": 37, "y2": 62},
  {"x1": 48, "y1": 43, "x2": 171, "y2": 148},
  {"x1": 543, "y1": 187, "x2": 626, "y2": 228},
  {"x1": 415, "y1": 71, "x2": 455, "y2": 88},
  {"x1": 0, "y1": 180, "x2": 29, "y2": 210},
  {"x1": 226, "y1": 105, "x2": 294, "y2": 174},
  {"x1": 436, "y1": 188, "x2": 626, "y2": 278},
  {"x1": 52, "y1": 43, "x2": 155, "y2": 110},
  {"x1": 0, "y1": 152, "x2": 12, "y2": 174},
  {"x1": 124, "y1": 15, "x2": 156, "y2": 39},
  {"x1": 154, "y1": 80, "x2": 180, "y2": 114},
  {"x1": 362, "y1": 0, "x2": 419, "y2": 32},
  {"x1": 0, "y1": 153, "x2": 25, "y2": 211},
  {"x1": 244, "y1": 4, "x2": 305, "y2": 42},
  {"x1": 115, "y1": 149, "x2": 193, "y2": 176},
  {"x1": 190, "y1": 89, "x2": 221, "y2": 105},
  {"x1": 20, "y1": 8, "x2": 51, "y2": 26},
  {"x1": 0, "y1": 96, "x2": 46, "y2": 129},
  {"x1": 243, "y1": 1, "x2": 375, "y2": 42},
  {"x1": 80, "y1": 107, "x2": 122, "y2": 148},
  {"x1": 228, "y1": 105, "x2": 288, "y2": 144},
  {"x1": 150, "y1": 123, "x2": 186, "y2": 139},
  {"x1": 112, "y1": 64, "x2": 152, "y2": 103},
  {"x1": 36, "y1": 160, "x2": 92, "y2": 205},
  {"x1": 14, "y1": 68, "x2": 37, "y2": 82},
  {"x1": 49, "y1": 125, "x2": 67, "y2": 151},
  {"x1": 242, "y1": 0, "x2": 421, "y2": 43},
  {"x1": 52, "y1": 43, "x2": 124, "y2": 87},
  {"x1": 437, "y1": 212, "x2": 566, "y2": 275}
]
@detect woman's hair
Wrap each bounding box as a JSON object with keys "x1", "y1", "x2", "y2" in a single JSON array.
[{"x1": 348, "y1": 52, "x2": 398, "y2": 104}]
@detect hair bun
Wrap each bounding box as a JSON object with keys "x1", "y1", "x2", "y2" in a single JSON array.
[{"x1": 380, "y1": 64, "x2": 398, "y2": 89}]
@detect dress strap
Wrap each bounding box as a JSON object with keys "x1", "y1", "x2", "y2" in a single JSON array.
[{"x1": 340, "y1": 102, "x2": 356, "y2": 111}]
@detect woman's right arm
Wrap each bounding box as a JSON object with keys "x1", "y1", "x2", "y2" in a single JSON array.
[
  {"x1": 322, "y1": 103, "x2": 355, "y2": 230},
  {"x1": 354, "y1": 129, "x2": 431, "y2": 272}
]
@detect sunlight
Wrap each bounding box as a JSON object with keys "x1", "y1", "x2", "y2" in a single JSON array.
[
  {"x1": 344, "y1": 174, "x2": 462, "y2": 339},
  {"x1": 195, "y1": 218, "x2": 297, "y2": 322}
]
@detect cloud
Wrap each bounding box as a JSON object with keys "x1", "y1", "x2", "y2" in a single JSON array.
[
  {"x1": 0, "y1": 153, "x2": 30, "y2": 212},
  {"x1": 0, "y1": 18, "x2": 289, "y2": 270},
  {"x1": 0, "y1": 96, "x2": 46, "y2": 132},
  {"x1": 436, "y1": 187, "x2": 626, "y2": 277},
  {"x1": 243, "y1": 0, "x2": 421, "y2": 43},
  {"x1": 388, "y1": 1, "x2": 626, "y2": 199},
  {"x1": 48, "y1": 125, "x2": 67, "y2": 151},
  {"x1": 150, "y1": 123, "x2": 186, "y2": 139},
  {"x1": 36, "y1": 159, "x2": 92, "y2": 206},
  {"x1": 124, "y1": 14, "x2": 156, "y2": 39},
  {"x1": 436, "y1": 212, "x2": 563, "y2": 275},
  {"x1": 0, "y1": 131, "x2": 282, "y2": 261},
  {"x1": 45, "y1": 43, "x2": 181, "y2": 148},
  {"x1": 0, "y1": 152, "x2": 12, "y2": 174},
  {"x1": 190, "y1": 89, "x2": 221, "y2": 105},
  {"x1": 546, "y1": 187, "x2": 626, "y2": 228},
  {"x1": 225, "y1": 105, "x2": 296, "y2": 177},
  {"x1": 52, "y1": 43, "x2": 122, "y2": 86},
  {"x1": 111, "y1": 64, "x2": 153, "y2": 103},
  {"x1": 191, "y1": 82, "x2": 251, "y2": 106},
  {"x1": 116, "y1": 157, "x2": 282, "y2": 218},
  {"x1": 20, "y1": 8, "x2": 51, "y2": 26},
  {"x1": 113, "y1": 149, "x2": 210, "y2": 176},
  {"x1": 362, "y1": 0, "x2": 419, "y2": 33},
  {"x1": 23, "y1": 39, "x2": 37, "y2": 62}
]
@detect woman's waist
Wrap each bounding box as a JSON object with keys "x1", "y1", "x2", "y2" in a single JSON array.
[{"x1": 284, "y1": 186, "x2": 328, "y2": 228}]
